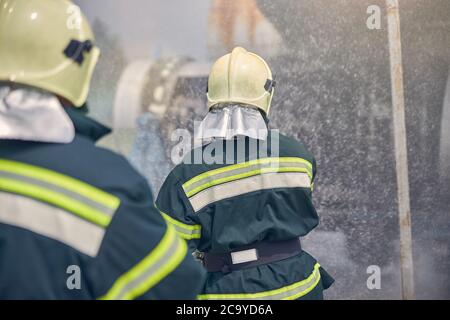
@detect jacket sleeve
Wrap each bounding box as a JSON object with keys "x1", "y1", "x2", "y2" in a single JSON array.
[
  {"x1": 155, "y1": 170, "x2": 202, "y2": 251},
  {"x1": 93, "y1": 175, "x2": 206, "y2": 300},
  {"x1": 312, "y1": 156, "x2": 317, "y2": 192}
]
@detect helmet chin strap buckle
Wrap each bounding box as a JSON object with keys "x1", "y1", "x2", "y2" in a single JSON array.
[
  {"x1": 264, "y1": 79, "x2": 276, "y2": 93},
  {"x1": 63, "y1": 39, "x2": 94, "y2": 65}
]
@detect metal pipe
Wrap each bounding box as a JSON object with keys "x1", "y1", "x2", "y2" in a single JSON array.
[{"x1": 386, "y1": 0, "x2": 415, "y2": 300}]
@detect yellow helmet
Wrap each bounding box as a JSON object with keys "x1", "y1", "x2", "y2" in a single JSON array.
[
  {"x1": 0, "y1": 0, "x2": 100, "y2": 107},
  {"x1": 207, "y1": 47, "x2": 275, "y2": 115}
]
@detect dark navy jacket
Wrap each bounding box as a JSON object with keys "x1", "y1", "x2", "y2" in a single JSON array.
[
  {"x1": 157, "y1": 132, "x2": 334, "y2": 300},
  {"x1": 0, "y1": 108, "x2": 205, "y2": 299}
]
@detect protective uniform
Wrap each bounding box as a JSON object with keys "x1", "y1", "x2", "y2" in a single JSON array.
[
  {"x1": 156, "y1": 47, "x2": 334, "y2": 300},
  {"x1": 0, "y1": 0, "x2": 205, "y2": 299}
]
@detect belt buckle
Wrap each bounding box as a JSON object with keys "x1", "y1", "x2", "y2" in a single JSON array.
[{"x1": 192, "y1": 250, "x2": 205, "y2": 263}]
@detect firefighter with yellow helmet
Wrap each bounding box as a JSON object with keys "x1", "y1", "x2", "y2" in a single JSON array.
[
  {"x1": 157, "y1": 47, "x2": 334, "y2": 299},
  {"x1": 0, "y1": 0, "x2": 205, "y2": 299}
]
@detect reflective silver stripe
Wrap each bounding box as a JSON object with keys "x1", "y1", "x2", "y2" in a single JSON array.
[
  {"x1": 198, "y1": 263, "x2": 321, "y2": 300},
  {"x1": 183, "y1": 161, "x2": 311, "y2": 196},
  {"x1": 171, "y1": 223, "x2": 201, "y2": 239},
  {"x1": 0, "y1": 192, "x2": 105, "y2": 257},
  {"x1": 0, "y1": 170, "x2": 115, "y2": 217},
  {"x1": 189, "y1": 172, "x2": 310, "y2": 212}
]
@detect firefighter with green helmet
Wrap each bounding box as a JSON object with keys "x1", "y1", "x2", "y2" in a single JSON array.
[
  {"x1": 156, "y1": 47, "x2": 334, "y2": 299},
  {"x1": 0, "y1": 0, "x2": 205, "y2": 299}
]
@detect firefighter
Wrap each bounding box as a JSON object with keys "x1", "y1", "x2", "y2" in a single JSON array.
[
  {"x1": 156, "y1": 47, "x2": 334, "y2": 300},
  {"x1": 0, "y1": 0, "x2": 205, "y2": 299}
]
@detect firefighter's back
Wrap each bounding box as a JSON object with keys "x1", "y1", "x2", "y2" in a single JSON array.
[
  {"x1": 0, "y1": 115, "x2": 205, "y2": 299},
  {"x1": 159, "y1": 132, "x2": 334, "y2": 300}
]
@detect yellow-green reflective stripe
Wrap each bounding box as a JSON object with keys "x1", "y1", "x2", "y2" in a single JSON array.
[
  {"x1": 286, "y1": 269, "x2": 322, "y2": 300},
  {"x1": 186, "y1": 167, "x2": 311, "y2": 198},
  {"x1": 177, "y1": 232, "x2": 201, "y2": 240},
  {"x1": 183, "y1": 157, "x2": 312, "y2": 190},
  {"x1": 0, "y1": 159, "x2": 119, "y2": 210},
  {"x1": 160, "y1": 212, "x2": 201, "y2": 240},
  {"x1": 99, "y1": 225, "x2": 187, "y2": 300},
  {"x1": 184, "y1": 162, "x2": 312, "y2": 196},
  {"x1": 197, "y1": 263, "x2": 321, "y2": 300},
  {"x1": 182, "y1": 157, "x2": 312, "y2": 191},
  {"x1": 0, "y1": 177, "x2": 111, "y2": 227},
  {"x1": 0, "y1": 170, "x2": 116, "y2": 217},
  {"x1": 160, "y1": 212, "x2": 201, "y2": 231}
]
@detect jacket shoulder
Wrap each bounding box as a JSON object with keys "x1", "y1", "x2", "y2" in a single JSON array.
[
  {"x1": 0, "y1": 136, "x2": 153, "y2": 203},
  {"x1": 275, "y1": 132, "x2": 315, "y2": 162},
  {"x1": 67, "y1": 135, "x2": 154, "y2": 203}
]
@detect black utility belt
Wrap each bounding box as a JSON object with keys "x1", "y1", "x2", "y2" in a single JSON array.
[{"x1": 199, "y1": 237, "x2": 302, "y2": 273}]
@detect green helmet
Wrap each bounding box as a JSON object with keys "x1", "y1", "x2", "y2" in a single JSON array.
[
  {"x1": 207, "y1": 47, "x2": 275, "y2": 115},
  {"x1": 0, "y1": 0, "x2": 100, "y2": 107}
]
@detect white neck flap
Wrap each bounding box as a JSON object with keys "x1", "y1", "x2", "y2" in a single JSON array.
[
  {"x1": 0, "y1": 86, "x2": 75, "y2": 143},
  {"x1": 195, "y1": 104, "x2": 268, "y2": 143}
]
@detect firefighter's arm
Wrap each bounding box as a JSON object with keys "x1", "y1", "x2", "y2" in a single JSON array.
[
  {"x1": 156, "y1": 170, "x2": 202, "y2": 250},
  {"x1": 94, "y1": 177, "x2": 205, "y2": 300},
  {"x1": 311, "y1": 156, "x2": 317, "y2": 191}
]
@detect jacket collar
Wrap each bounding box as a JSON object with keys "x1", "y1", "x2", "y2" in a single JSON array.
[{"x1": 64, "y1": 107, "x2": 111, "y2": 142}]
